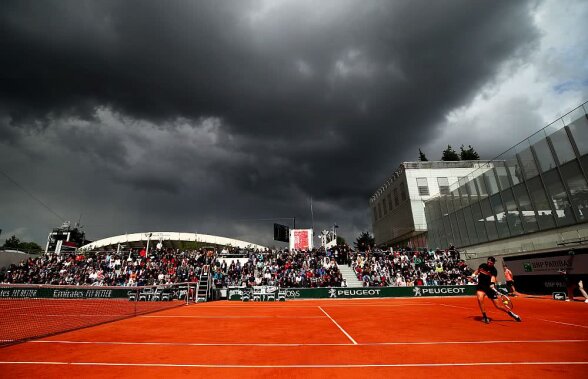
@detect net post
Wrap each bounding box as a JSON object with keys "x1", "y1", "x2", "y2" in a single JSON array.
[
  {"x1": 186, "y1": 282, "x2": 190, "y2": 305},
  {"x1": 133, "y1": 287, "x2": 138, "y2": 316}
]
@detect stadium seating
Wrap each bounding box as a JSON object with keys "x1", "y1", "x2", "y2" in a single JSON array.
[{"x1": 1, "y1": 245, "x2": 472, "y2": 290}]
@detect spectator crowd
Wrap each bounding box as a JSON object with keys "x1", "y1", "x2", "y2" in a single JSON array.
[
  {"x1": 212, "y1": 248, "x2": 343, "y2": 288},
  {"x1": 0, "y1": 248, "x2": 214, "y2": 287},
  {"x1": 349, "y1": 247, "x2": 473, "y2": 287},
  {"x1": 1, "y1": 244, "x2": 472, "y2": 289}
]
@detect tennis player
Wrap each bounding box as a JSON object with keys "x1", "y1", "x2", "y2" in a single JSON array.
[{"x1": 473, "y1": 256, "x2": 521, "y2": 324}]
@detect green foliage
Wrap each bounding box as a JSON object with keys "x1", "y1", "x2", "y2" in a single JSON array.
[
  {"x1": 1, "y1": 235, "x2": 43, "y2": 253},
  {"x1": 441, "y1": 145, "x2": 460, "y2": 161},
  {"x1": 460, "y1": 144, "x2": 480, "y2": 160},
  {"x1": 336, "y1": 236, "x2": 346, "y2": 246},
  {"x1": 354, "y1": 231, "x2": 375, "y2": 251},
  {"x1": 418, "y1": 148, "x2": 428, "y2": 161},
  {"x1": 3, "y1": 235, "x2": 21, "y2": 249},
  {"x1": 19, "y1": 241, "x2": 43, "y2": 252}
]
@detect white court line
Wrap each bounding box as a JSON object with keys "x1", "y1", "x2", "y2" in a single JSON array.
[
  {"x1": 319, "y1": 306, "x2": 355, "y2": 345},
  {"x1": 314, "y1": 303, "x2": 435, "y2": 308},
  {"x1": 437, "y1": 304, "x2": 588, "y2": 328},
  {"x1": 3, "y1": 314, "x2": 131, "y2": 317},
  {"x1": 28, "y1": 339, "x2": 588, "y2": 347},
  {"x1": 436, "y1": 303, "x2": 472, "y2": 310},
  {"x1": 438, "y1": 304, "x2": 588, "y2": 328},
  {"x1": 537, "y1": 319, "x2": 588, "y2": 329},
  {"x1": 140, "y1": 315, "x2": 325, "y2": 319},
  {"x1": 1, "y1": 361, "x2": 587, "y2": 368},
  {"x1": 192, "y1": 303, "x2": 436, "y2": 308}
]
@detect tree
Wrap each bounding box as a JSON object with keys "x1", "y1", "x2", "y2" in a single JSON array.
[
  {"x1": 354, "y1": 231, "x2": 375, "y2": 251},
  {"x1": 441, "y1": 145, "x2": 460, "y2": 161},
  {"x1": 1, "y1": 235, "x2": 42, "y2": 253},
  {"x1": 460, "y1": 144, "x2": 480, "y2": 160},
  {"x1": 19, "y1": 241, "x2": 43, "y2": 252},
  {"x1": 336, "y1": 236, "x2": 346, "y2": 246},
  {"x1": 2, "y1": 235, "x2": 21, "y2": 249},
  {"x1": 418, "y1": 149, "x2": 428, "y2": 161}
]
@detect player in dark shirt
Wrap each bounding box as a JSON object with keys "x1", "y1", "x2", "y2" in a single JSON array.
[{"x1": 473, "y1": 256, "x2": 521, "y2": 324}]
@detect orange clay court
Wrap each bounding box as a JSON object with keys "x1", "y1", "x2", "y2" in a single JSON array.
[{"x1": 1, "y1": 296, "x2": 587, "y2": 378}]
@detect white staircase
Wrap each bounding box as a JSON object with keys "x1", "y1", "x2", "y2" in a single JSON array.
[{"x1": 337, "y1": 264, "x2": 363, "y2": 287}]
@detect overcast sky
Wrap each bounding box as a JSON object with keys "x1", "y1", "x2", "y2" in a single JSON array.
[{"x1": 1, "y1": 0, "x2": 587, "y2": 248}]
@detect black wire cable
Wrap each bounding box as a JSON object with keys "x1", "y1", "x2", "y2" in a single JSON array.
[{"x1": 0, "y1": 169, "x2": 65, "y2": 222}]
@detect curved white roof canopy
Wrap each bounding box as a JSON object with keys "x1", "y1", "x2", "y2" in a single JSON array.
[{"x1": 79, "y1": 232, "x2": 266, "y2": 251}]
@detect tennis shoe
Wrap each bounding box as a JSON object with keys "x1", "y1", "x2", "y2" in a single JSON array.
[
  {"x1": 510, "y1": 313, "x2": 521, "y2": 322},
  {"x1": 482, "y1": 317, "x2": 490, "y2": 324}
]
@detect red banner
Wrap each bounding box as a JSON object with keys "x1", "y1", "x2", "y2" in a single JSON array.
[{"x1": 290, "y1": 229, "x2": 313, "y2": 251}]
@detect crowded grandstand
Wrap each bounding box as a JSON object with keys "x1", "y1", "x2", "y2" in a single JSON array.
[{"x1": 0, "y1": 244, "x2": 473, "y2": 290}]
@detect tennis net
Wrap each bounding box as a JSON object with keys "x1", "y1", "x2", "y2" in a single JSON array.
[{"x1": 0, "y1": 282, "x2": 198, "y2": 347}]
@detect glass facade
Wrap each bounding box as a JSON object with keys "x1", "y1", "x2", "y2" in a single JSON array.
[{"x1": 425, "y1": 102, "x2": 588, "y2": 249}]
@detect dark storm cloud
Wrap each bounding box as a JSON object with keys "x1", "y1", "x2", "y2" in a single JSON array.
[{"x1": 0, "y1": 0, "x2": 541, "y2": 245}]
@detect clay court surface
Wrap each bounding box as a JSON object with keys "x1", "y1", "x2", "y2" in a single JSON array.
[{"x1": 1, "y1": 296, "x2": 587, "y2": 378}]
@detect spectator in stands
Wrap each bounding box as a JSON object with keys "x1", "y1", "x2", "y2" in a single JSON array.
[
  {"x1": 3, "y1": 243, "x2": 476, "y2": 292},
  {"x1": 346, "y1": 246, "x2": 472, "y2": 288}
]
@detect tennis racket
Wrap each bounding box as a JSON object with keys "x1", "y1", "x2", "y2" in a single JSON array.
[{"x1": 494, "y1": 288, "x2": 513, "y2": 310}]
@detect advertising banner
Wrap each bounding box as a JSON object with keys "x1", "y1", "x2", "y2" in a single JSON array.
[
  {"x1": 228, "y1": 285, "x2": 476, "y2": 300},
  {"x1": 506, "y1": 252, "x2": 588, "y2": 276},
  {"x1": 0, "y1": 286, "x2": 130, "y2": 299},
  {"x1": 289, "y1": 229, "x2": 313, "y2": 251}
]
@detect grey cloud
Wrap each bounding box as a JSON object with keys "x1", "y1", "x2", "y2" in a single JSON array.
[{"x1": 0, "y1": 0, "x2": 543, "y2": 246}]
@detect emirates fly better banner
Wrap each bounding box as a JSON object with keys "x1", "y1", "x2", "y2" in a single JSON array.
[{"x1": 289, "y1": 229, "x2": 313, "y2": 251}]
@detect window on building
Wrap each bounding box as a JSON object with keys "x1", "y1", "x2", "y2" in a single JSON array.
[
  {"x1": 387, "y1": 193, "x2": 393, "y2": 211},
  {"x1": 560, "y1": 160, "x2": 588, "y2": 222},
  {"x1": 437, "y1": 177, "x2": 450, "y2": 195},
  {"x1": 518, "y1": 148, "x2": 539, "y2": 180},
  {"x1": 417, "y1": 177, "x2": 429, "y2": 196},
  {"x1": 483, "y1": 171, "x2": 500, "y2": 195},
  {"x1": 501, "y1": 189, "x2": 523, "y2": 236},
  {"x1": 382, "y1": 198, "x2": 388, "y2": 214},
  {"x1": 543, "y1": 169, "x2": 575, "y2": 227},
  {"x1": 567, "y1": 115, "x2": 588, "y2": 156},
  {"x1": 550, "y1": 128, "x2": 576, "y2": 165},
  {"x1": 494, "y1": 164, "x2": 511, "y2": 191},
  {"x1": 512, "y1": 183, "x2": 539, "y2": 233},
  {"x1": 533, "y1": 139, "x2": 557, "y2": 173},
  {"x1": 527, "y1": 177, "x2": 556, "y2": 230},
  {"x1": 394, "y1": 188, "x2": 399, "y2": 206}
]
